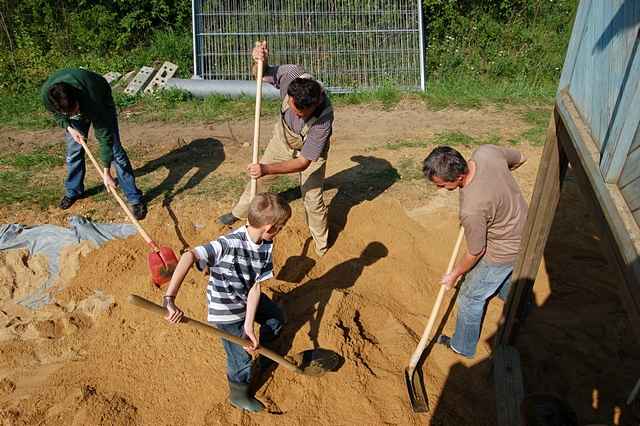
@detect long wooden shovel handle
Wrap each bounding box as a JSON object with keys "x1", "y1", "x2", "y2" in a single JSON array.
[
  {"x1": 249, "y1": 41, "x2": 264, "y2": 200},
  {"x1": 78, "y1": 139, "x2": 156, "y2": 249},
  {"x1": 128, "y1": 294, "x2": 302, "y2": 374},
  {"x1": 407, "y1": 227, "x2": 465, "y2": 371}
]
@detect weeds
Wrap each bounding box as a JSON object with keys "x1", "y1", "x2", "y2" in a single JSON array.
[
  {"x1": 384, "y1": 139, "x2": 431, "y2": 150},
  {"x1": 397, "y1": 157, "x2": 423, "y2": 181},
  {"x1": 0, "y1": 171, "x2": 59, "y2": 207},
  {"x1": 520, "y1": 108, "x2": 551, "y2": 145}
]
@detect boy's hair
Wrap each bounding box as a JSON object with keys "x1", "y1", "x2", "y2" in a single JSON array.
[
  {"x1": 422, "y1": 146, "x2": 468, "y2": 182},
  {"x1": 248, "y1": 193, "x2": 292, "y2": 228},
  {"x1": 48, "y1": 83, "x2": 80, "y2": 114},
  {"x1": 287, "y1": 78, "x2": 322, "y2": 110},
  {"x1": 520, "y1": 394, "x2": 578, "y2": 426}
]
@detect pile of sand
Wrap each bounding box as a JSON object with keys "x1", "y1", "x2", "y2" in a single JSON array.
[
  {"x1": 1, "y1": 190, "x2": 637, "y2": 425},
  {"x1": 0, "y1": 197, "x2": 502, "y2": 425}
]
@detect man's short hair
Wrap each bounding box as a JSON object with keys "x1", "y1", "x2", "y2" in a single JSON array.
[
  {"x1": 520, "y1": 393, "x2": 578, "y2": 426},
  {"x1": 422, "y1": 146, "x2": 469, "y2": 182},
  {"x1": 48, "y1": 83, "x2": 80, "y2": 114},
  {"x1": 287, "y1": 78, "x2": 322, "y2": 110},
  {"x1": 248, "y1": 193, "x2": 292, "y2": 228}
]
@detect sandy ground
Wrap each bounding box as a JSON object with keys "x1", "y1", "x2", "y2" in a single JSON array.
[{"x1": 0, "y1": 102, "x2": 639, "y2": 425}]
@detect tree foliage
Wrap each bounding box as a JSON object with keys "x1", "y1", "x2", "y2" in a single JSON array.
[{"x1": 0, "y1": 0, "x2": 577, "y2": 92}]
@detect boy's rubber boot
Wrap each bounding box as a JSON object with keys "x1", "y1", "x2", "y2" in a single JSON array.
[{"x1": 228, "y1": 381, "x2": 264, "y2": 412}]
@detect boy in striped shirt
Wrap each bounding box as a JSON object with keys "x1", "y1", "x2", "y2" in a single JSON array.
[{"x1": 163, "y1": 193, "x2": 291, "y2": 412}]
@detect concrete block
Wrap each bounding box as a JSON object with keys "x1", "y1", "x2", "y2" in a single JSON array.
[
  {"x1": 144, "y1": 62, "x2": 178, "y2": 94},
  {"x1": 113, "y1": 70, "x2": 137, "y2": 91},
  {"x1": 103, "y1": 72, "x2": 122, "y2": 85},
  {"x1": 124, "y1": 66, "x2": 156, "y2": 96}
]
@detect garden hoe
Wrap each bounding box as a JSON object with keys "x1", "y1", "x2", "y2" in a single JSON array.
[
  {"x1": 405, "y1": 226, "x2": 465, "y2": 412},
  {"x1": 79, "y1": 139, "x2": 178, "y2": 286},
  {"x1": 129, "y1": 294, "x2": 340, "y2": 376}
]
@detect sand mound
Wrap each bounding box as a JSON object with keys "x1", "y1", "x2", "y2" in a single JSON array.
[
  {"x1": 1, "y1": 190, "x2": 635, "y2": 425},
  {"x1": 1, "y1": 197, "x2": 490, "y2": 425},
  {"x1": 0, "y1": 249, "x2": 49, "y2": 302},
  {"x1": 0, "y1": 240, "x2": 96, "y2": 305}
]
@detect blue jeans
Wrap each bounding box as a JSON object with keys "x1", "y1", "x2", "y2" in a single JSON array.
[
  {"x1": 64, "y1": 118, "x2": 142, "y2": 204},
  {"x1": 214, "y1": 294, "x2": 284, "y2": 384},
  {"x1": 450, "y1": 258, "x2": 513, "y2": 358}
]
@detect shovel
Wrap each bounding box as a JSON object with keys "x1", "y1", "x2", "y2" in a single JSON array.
[
  {"x1": 249, "y1": 40, "x2": 264, "y2": 201},
  {"x1": 78, "y1": 139, "x2": 178, "y2": 286},
  {"x1": 405, "y1": 226, "x2": 465, "y2": 412},
  {"x1": 128, "y1": 294, "x2": 340, "y2": 376}
]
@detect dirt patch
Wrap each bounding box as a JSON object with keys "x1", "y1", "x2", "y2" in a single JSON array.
[{"x1": 0, "y1": 103, "x2": 637, "y2": 425}]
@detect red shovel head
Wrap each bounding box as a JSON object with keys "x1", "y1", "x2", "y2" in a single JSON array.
[{"x1": 148, "y1": 246, "x2": 179, "y2": 287}]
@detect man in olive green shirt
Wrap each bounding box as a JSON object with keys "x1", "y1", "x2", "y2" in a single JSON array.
[{"x1": 41, "y1": 68, "x2": 146, "y2": 219}]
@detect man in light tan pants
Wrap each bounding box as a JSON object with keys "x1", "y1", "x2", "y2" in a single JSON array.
[{"x1": 218, "y1": 41, "x2": 334, "y2": 256}]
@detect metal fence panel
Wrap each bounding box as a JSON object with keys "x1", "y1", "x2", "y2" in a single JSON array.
[{"x1": 192, "y1": 0, "x2": 425, "y2": 92}]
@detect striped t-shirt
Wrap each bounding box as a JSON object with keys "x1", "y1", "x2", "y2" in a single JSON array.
[
  {"x1": 264, "y1": 64, "x2": 333, "y2": 161},
  {"x1": 193, "y1": 226, "x2": 274, "y2": 324}
]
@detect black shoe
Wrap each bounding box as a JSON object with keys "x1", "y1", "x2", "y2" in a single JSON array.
[
  {"x1": 59, "y1": 195, "x2": 78, "y2": 210},
  {"x1": 218, "y1": 212, "x2": 239, "y2": 226},
  {"x1": 132, "y1": 203, "x2": 147, "y2": 220},
  {"x1": 437, "y1": 335, "x2": 464, "y2": 355},
  {"x1": 437, "y1": 335, "x2": 452, "y2": 346}
]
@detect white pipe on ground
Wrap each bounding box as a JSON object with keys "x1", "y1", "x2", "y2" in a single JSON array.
[{"x1": 166, "y1": 78, "x2": 280, "y2": 99}]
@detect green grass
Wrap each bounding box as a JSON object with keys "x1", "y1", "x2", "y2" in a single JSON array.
[
  {"x1": 431, "y1": 131, "x2": 503, "y2": 147},
  {"x1": 124, "y1": 91, "x2": 281, "y2": 124},
  {"x1": 420, "y1": 76, "x2": 556, "y2": 110},
  {"x1": 397, "y1": 157, "x2": 423, "y2": 181},
  {"x1": 383, "y1": 139, "x2": 431, "y2": 150},
  {"x1": 520, "y1": 107, "x2": 552, "y2": 146},
  {"x1": 0, "y1": 171, "x2": 60, "y2": 207},
  {"x1": 0, "y1": 75, "x2": 555, "y2": 130},
  {"x1": 270, "y1": 175, "x2": 299, "y2": 194},
  {"x1": 0, "y1": 92, "x2": 54, "y2": 129},
  {"x1": 334, "y1": 83, "x2": 402, "y2": 110},
  {"x1": 0, "y1": 150, "x2": 64, "y2": 169},
  {"x1": 0, "y1": 146, "x2": 66, "y2": 208},
  {"x1": 432, "y1": 131, "x2": 478, "y2": 146},
  {"x1": 383, "y1": 131, "x2": 506, "y2": 152}
]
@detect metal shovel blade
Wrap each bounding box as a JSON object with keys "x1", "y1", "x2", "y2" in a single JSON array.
[
  {"x1": 293, "y1": 348, "x2": 342, "y2": 377},
  {"x1": 405, "y1": 367, "x2": 429, "y2": 413}
]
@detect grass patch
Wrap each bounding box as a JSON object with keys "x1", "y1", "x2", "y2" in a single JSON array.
[
  {"x1": 432, "y1": 131, "x2": 503, "y2": 147},
  {"x1": 397, "y1": 157, "x2": 423, "y2": 181},
  {"x1": 127, "y1": 92, "x2": 281, "y2": 124},
  {"x1": 0, "y1": 76, "x2": 556, "y2": 131},
  {"x1": 520, "y1": 108, "x2": 552, "y2": 146},
  {"x1": 383, "y1": 131, "x2": 505, "y2": 152},
  {"x1": 0, "y1": 146, "x2": 66, "y2": 208},
  {"x1": 333, "y1": 83, "x2": 402, "y2": 110},
  {"x1": 421, "y1": 76, "x2": 556, "y2": 110},
  {"x1": 0, "y1": 150, "x2": 64, "y2": 169},
  {"x1": 0, "y1": 171, "x2": 60, "y2": 208},
  {"x1": 0, "y1": 91, "x2": 54, "y2": 129},
  {"x1": 383, "y1": 139, "x2": 431, "y2": 150},
  {"x1": 270, "y1": 176, "x2": 299, "y2": 194}
]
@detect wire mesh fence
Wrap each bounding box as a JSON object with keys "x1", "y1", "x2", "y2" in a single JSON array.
[{"x1": 192, "y1": 0, "x2": 425, "y2": 92}]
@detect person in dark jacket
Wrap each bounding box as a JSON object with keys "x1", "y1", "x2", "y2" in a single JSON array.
[{"x1": 41, "y1": 68, "x2": 146, "y2": 219}]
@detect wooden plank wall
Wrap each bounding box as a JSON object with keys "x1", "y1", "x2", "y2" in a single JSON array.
[{"x1": 558, "y1": 0, "x2": 640, "y2": 226}]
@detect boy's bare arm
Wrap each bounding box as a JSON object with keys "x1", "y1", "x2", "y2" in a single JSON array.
[
  {"x1": 163, "y1": 250, "x2": 196, "y2": 323},
  {"x1": 243, "y1": 282, "x2": 262, "y2": 352}
]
